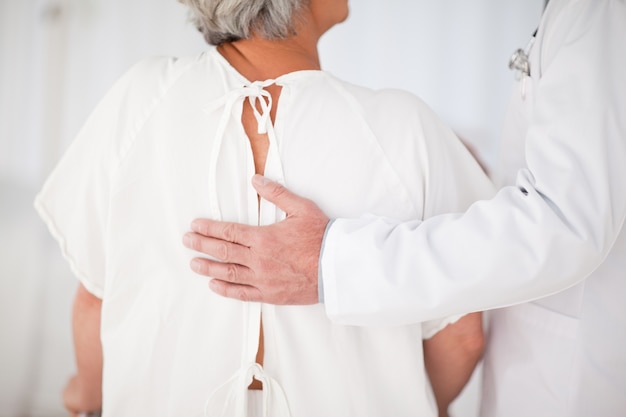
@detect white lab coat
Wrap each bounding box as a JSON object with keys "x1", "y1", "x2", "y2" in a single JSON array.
[
  {"x1": 322, "y1": 0, "x2": 626, "y2": 413},
  {"x1": 481, "y1": 1, "x2": 626, "y2": 415}
]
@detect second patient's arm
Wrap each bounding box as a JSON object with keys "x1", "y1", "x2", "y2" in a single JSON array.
[{"x1": 423, "y1": 312, "x2": 484, "y2": 417}]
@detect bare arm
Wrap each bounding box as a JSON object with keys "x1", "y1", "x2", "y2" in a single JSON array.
[
  {"x1": 423, "y1": 312, "x2": 484, "y2": 417},
  {"x1": 63, "y1": 283, "x2": 103, "y2": 416}
]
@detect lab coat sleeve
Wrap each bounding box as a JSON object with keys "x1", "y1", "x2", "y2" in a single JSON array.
[{"x1": 321, "y1": 0, "x2": 626, "y2": 326}]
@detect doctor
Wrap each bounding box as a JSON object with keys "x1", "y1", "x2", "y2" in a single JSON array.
[{"x1": 184, "y1": 0, "x2": 626, "y2": 415}]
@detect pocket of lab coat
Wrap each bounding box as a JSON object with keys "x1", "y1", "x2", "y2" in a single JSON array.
[{"x1": 480, "y1": 302, "x2": 580, "y2": 417}]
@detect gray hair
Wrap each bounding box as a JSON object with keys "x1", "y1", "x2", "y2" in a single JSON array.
[{"x1": 178, "y1": 0, "x2": 309, "y2": 45}]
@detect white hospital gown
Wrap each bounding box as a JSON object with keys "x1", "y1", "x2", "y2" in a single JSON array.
[{"x1": 35, "y1": 47, "x2": 494, "y2": 416}]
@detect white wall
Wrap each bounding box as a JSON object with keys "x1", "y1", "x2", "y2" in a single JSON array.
[
  {"x1": 320, "y1": 0, "x2": 543, "y2": 170},
  {"x1": 0, "y1": 1, "x2": 543, "y2": 415}
]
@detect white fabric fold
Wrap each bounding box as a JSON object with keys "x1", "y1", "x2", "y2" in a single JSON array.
[
  {"x1": 202, "y1": 79, "x2": 290, "y2": 417},
  {"x1": 204, "y1": 80, "x2": 277, "y2": 220},
  {"x1": 203, "y1": 362, "x2": 291, "y2": 417}
]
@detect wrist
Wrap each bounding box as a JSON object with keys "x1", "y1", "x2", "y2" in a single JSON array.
[{"x1": 317, "y1": 219, "x2": 335, "y2": 303}]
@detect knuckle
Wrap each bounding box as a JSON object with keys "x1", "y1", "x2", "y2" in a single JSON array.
[
  {"x1": 216, "y1": 241, "x2": 230, "y2": 261},
  {"x1": 234, "y1": 286, "x2": 252, "y2": 302},
  {"x1": 221, "y1": 223, "x2": 236, "y2": 243},
  {"x1": 225, "y1": 263, "x2": 240, "y2": 283},
  {"x1": 271, "y1": 183, "x2": 287, "y2": 198}
]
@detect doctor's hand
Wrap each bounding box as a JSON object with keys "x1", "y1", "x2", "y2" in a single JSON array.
[{"x1": 183, "y1": 175, "x2": 329, "y2": 305}]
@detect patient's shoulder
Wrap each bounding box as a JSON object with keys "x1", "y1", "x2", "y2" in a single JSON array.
[{"x1": 112, "y1": 53, "x2": 205, "y2": 105}]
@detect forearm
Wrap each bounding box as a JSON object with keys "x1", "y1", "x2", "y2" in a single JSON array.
[
  {"x1": 423, "y1": 313, "x2": 484, "y2": 417},
  {"x1": 322, "y1": 190, "x2": 607, "y2": 325},
  {"x1": 322, "y1": 1, "x2": 626, "y2": 325},
  {"x1": 65, "y1": 283, "x2": 103, "y2": 413}
]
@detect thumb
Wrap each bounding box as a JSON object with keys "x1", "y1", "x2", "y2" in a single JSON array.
[{"x1": 251, "y1": 174, "x2": 310, "y2": 215}]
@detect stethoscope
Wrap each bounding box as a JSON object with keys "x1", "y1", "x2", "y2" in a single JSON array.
[
  {"x1": 508, "y1": 28, "x2": 537, "y2": 99},
  {"x1": 508, "y1": 28, "x2": 537, "y2": 79},
  {"x1": 509, "y1": 0, "x2": 548, "y2": 80}
]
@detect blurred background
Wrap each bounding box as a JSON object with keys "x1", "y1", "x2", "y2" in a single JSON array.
[{"x1": 0, "y1": 0, "x2": 543, "y2": 415}]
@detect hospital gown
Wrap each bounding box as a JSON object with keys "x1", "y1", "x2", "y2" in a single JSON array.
[{"x1": 35, "y1": 47, "x2": 494, "y2": 416}]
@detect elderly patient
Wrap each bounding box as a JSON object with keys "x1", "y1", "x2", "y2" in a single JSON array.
[{"x1": 35, "y1": 0, "x2": 494, "y2": 416}]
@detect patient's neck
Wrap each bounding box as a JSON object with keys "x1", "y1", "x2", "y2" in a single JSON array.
[{"x1": 217, "y1": 25, "x2": 322, "y2": 82}]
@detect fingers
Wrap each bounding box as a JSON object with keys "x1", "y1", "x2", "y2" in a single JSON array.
[
  {"x1": 183, "y1": 231, "x2": 251, "y2": 265},
  {"x1": 189, "y1": 256, "x2": 252, "y2": 286},
  {"x1": 190, "y1": 218, "x2": 253, "y2": 246},
  {"x1": 183, "y1": 176, "x2": 328, "y2": 306},
  {"x1": 251, "y1": 174, "x2": 310, "y2": 215},
  {"x1": 208, "y1": 279, "x2": 263, "y2": 302}
]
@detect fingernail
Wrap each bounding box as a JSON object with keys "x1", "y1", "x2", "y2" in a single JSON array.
[
  {"x1": 183, "y1": 233, "x2": 192, "y2": 247},
  {"x1": 252, "y1": 174, "x2": 268, "y2": 187},
  {"x1": 190, "y1": 258, "x2": 201, "y2": 271},
  {"x1": 208, "y1": 279, "x2": 220, "y2": 291}
]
